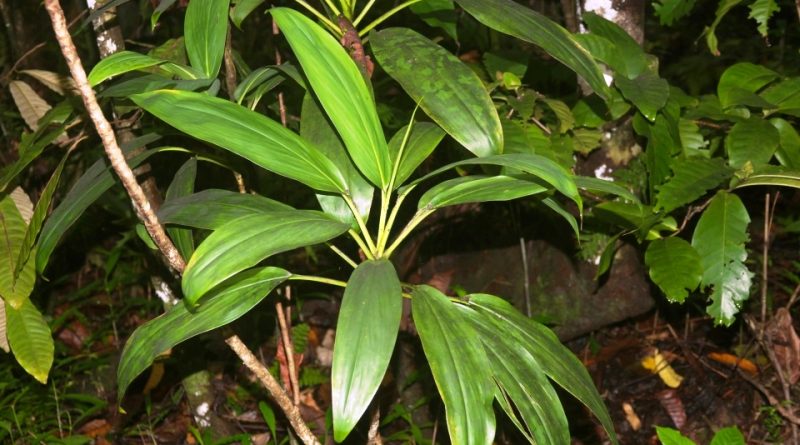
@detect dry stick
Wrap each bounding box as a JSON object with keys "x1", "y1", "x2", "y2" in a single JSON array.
[
  {"x1": 366, "y1": 405, "x2": 383, "y2": 445},
  {"x1": 44, "y1": 3, "x2": 319, "y2": 444},
  {"x1": 272, "y1": 20, "x2": 288, "y2": 127},
  {"x1": 223, "y1": 27, "x2": 247, "y2": 194},
  {"x1": 761, "y1": 193, "x2": 770, "y2": 324},
  {"x1": 276, "y1": 289, "x2": 300, "y2": 406}
]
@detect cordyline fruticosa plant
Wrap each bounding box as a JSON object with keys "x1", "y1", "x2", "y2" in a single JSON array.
[{"x1": 2, "y1": 0, "x2": 620, "y2": 443}]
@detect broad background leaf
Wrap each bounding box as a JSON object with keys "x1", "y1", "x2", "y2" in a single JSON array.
[
  {"x1": 655, "y1": 158, "x2": 733, "y2": 213},
  {"x1": 6, "y1": 300, "x2": 53, "y2": 384},
  {"x1": 726, "y1": 118, "x2": 780, "y2": 168},
  {"x1": 645, "y1": 237, "x2": 702, "y2": 303},
  {"x1": 164, "y1": 158, "x2": 197, "y2": 259},
  {"x1": 184, "y1": 0, "x2": 230, "y2": 79}
]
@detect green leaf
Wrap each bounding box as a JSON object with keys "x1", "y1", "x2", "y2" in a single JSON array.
[
  {"x1": 595, "y1": 233, "x2": 621, "y2": 280},
  {"x1": 409, "y1": 0, "x2": 458, "y2": 40},
  {"x1": 6, "y1": 300, "x2": 53, "y2": 384},
  {"x1": 710, "y1": 426, "x2": 745, "y2": 445},
  {"x1": 371, "y1": 27, "x2": 502, "y2": 158},
  {"x1": 582, "y1": 12, "x2": 647, "y2": 79},
  {"x1": 182, "y1": 211, "x2": 348, "y2": 304},
  {"x1": 132, "y1": 90, "x2": 347, "y2": 193},
  {"x1": 726, "y1": 118, "x2": 780, "y2": 168},
  {"x1": 542, "y1": 197, "x2": 580, "y2": 239},
  {"x1": 733, "y1": 169, "x2": 800, "y2": 189},
  {"x1": 462, "y1": 305, "x2": 569, "y2": 445},
  {"x1": 653, "y1": 0, "x2": 696, "y2": 25},
  {"x1": 748, "y1": 0, "x2": 779, "y2": 36},
  {"x1": 164, "y1": 158, "x2": 197, "y2": 259},
  {"x1": 388, "y1": 122, "x2": 446, "y2": 188},
  {"x1": 656, "y1": 427, "x2": 696, "y2": 445},
  {"x1": 184, "y1": 0, "x2": 230, "y2": 78},
  {"x1": 300, "y1": 94, "x2": 373, "y2": 227},
  {"x1": 272, "y1": 8, "x2": 390, "y2": 188},
  {"x1": 418, "y1": 175, "x2": 548, "y2": 209},
  {"x1": 233, "y1": 67, "x2": 282, "y2": 104},
  {"x1": 35, "y1": 143, "x2": 164, "y2": 274},
  {"x1": 771, "y1": 118, "x2": 800, "y2": 168},
  {"x1": 540, "y1": 98, "x2": 575, "y2": 134},
  {"x1": 615, "y1": 72, "x2": 670, "y2": 122},
  {"x1": 87, "y1": 51, "x2": 165, "y2": 86},
  {"x1": 704, "y1": 0, "x2": 744, "y2": 56},
  {"x1": 158, "y1": 189, "x2": 293, "y2": 230},
  {"x1": 151, "y1": 0, "x2": 178, "y2": 29},
  {"x1": 14, "y1": 152, "x2": 68, "y2": 282},
  {"x1": 332, "y1": 260, "x2": 402, "y2": 442},
  {"x1": 454, "y1": 0, "x2": 610, "y2": 100},
  {"x1": 407, "y1": 154, "x2": 581, "y2": 212},
  {"x1": 655, "y1": 158, "x2": 733, "y2": 213},
  {"x1": 118, "y1": 267, "x2": 289, "y2": 397},
  {"x1": 645, "y1": 238, "x2": 702, "y2": 303},
  {"x1": 467, "y1": 294, "x2": 618, "y2": 444},
  {"x1": 574, "y1": 176, "x2": 640, "y2": 204},
  {"x1": 691, "y1": 191, "x2": 752, "y2": 325},
  {"x1": 0, "y1": 192, "x2": 35, "y2": 309},
  {"x1": 230, "y1": 0, "x2": 265, "y2": 29},
  {"x1": 760, "y1": 77, "x2": 800, "y2": 117},
  {"x1": 412, "y1": 285, "x2": 495, "y2": 445},
  {"x1": 717, "y1": 63, "x2": 779, "y2": 109}
]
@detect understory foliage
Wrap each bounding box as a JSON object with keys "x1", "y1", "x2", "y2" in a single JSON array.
[{"x1": 1, "y1": 0, "x2": 799, "y2": 443}]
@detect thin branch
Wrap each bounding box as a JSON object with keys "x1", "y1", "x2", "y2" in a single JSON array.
[
  {"x1": 276, "y1": 287, "x2": 300, "y2": 406},
  {"x1": 45, "y1": 3, "x2": 319, "y2": 443}
]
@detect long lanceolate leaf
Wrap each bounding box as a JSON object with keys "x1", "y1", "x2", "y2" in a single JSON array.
[
  {"x1": 118, "y1": 267, "x2": 289, "y2": 398},
  {"x1": 184, "y1": 0, "x2": 231, "y2": 79},
  {"x1": 6, "y1": 299, "x2": 54, "y2": 384},
  {"x1": 164, "y1": 158, "x2": 197, "y2": 259},
  {"x1": 371, "y1": 28, "x2": 503, "y2": 158},
  {"x1": 418, "y1": 175, "x2": 548, "y2": 209},
  {"x1": 467, "y1": 294, "x2": 619, "y2": 444},
  {"x1": 182, "y1": 211, "x2": 349, "y2": 305},
  {"x1": 691, "y1": 191, "x2": 752, "y2": 326},
  {"x1": 271, "y1": 8, "x2": 391, "y2": 189},
  {"x1": 332, "y1": 260, "x2": 402, "y2": 442},
  {"x1": 0, "y1": 192, "x2": 36, "y2": 309},
  {"x1": 454, "y1": 0, "x2": 610, "y2": 100},
  {"x1": 158, "y1": 189, "x2": 293, "y2": 230},
  {"x1": 412, "y1": 285, "x2": 495, "y2": 445},
  {"x1": 132, "y1": 90, "x2": 348, "y2": 193},
  {"x1": 460, "y1": 304, "x2": 569, "y2": 445}
]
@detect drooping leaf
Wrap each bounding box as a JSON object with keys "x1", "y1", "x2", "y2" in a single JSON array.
[
  {"x1": 158, "y1": 189, "x2": 293, "y2": 230},
  {"x1": 35, "y1": 143, "x2": 165, "y2": 274},
  {"x1": 748, "y1": 0, "x2": 779, "y2": 37},
  {"x1": 151, "y1": 0, "x2": 178, "y2": 29},
  {"x1": 132, "y1": 90, "x2": 347, "y2": 193},
  {"x1": 582, "y1": 12, "x2": 647, "y2": 79},
  {"x1": 272, "y1": 8, "x2": 390, "y2": 188},
  {"x1": 409, "y1": 0, "x2": 458, "y2": 40},
  {"x1": 9, "y1": 81, "x2": 51, "y2": 131},
  {"x1": 164, "y1": 158, "x2": 197, "y2": 259},
  {"x1": 0, "y1": 192, "x2": 36, "y2": 309},
  {"x1": 388, "y1": 122, "x2": 446, "y2": 188},
  {"x1": 541, "y1": 197, "x2": 580, "y2": 239},
  {"x1": 371, "y1": 27, "x2": 503, "y2": 158},
  {"x1": 733, "y1": 169, "x2": 800, "y2": 189},
  {"x1": 418, "y1": 175, "x2": 548, "y2": 209},
  {"x1": 406, "y1": 154, "x2": 581, "y2": 211},
  {"x1": 87, "y1": 51, "x2": 165, "y2": 86},
  {"x1": 655, "y1": 158, "x2": 733, "y2": 213},
  {"x1": 184, "y1": 0, "x2": 230, "y2": 79},
  {"x1": 20, "y1": 70, "x2": 78, "y2": 96},
  {"x1": 717, "y1": 63, "x2": 779, "y2": 109},
  {"x1": 412, "y1": 285, "x2": 495, "y2": 445},
  {"x1": 182, "y1": 211, "x2": 348, "y2": 304},
  {"x1": 332, "y1": 260, "x2": 402, "y2": 442},
  {"x1": 231, "y1": 0, "x2": 266, "y2": 29},
  {"x1": 726, "y1": 118, "x2": 780, "y2": 168},
  {"x1": 653, "y1": 0, "x2": 696, "y2": 25},
  {"x1": 615, "y1": 72, "x2": 670, "y2": 122},
  {"x1": 118, "y1": 267, "x2": 289, "y2": 397},
  {"x1": 760, "y1": 77, "x2": 800, "y2": 117},
  {"x1": 461, "y1": 304, "x2": 570, "y2": 445},
  {"x1": 574, "y1": 176, "x2": 640, "y2": 204},
  {"x1": 14, "y1": 152, "x2": 69, "y2": 281},
  {"x1": 704, "y1": 0, "x2": 744, "y2": 56},
  {"x1": 233, "y1": 67, "x2": 282, "y2": 104},
  {"x1": 594, "y1": 233, "x2": 621, "y2": 280},
  {"x1": 771, "y1": 118, "x2": 800, "y2": 168},
  {"x1": 691, "y1": 191, "x2": 752, "y2": 325},
  {"x1": 645, "y1": 237, "x2": 703, "y2": 303},
  {"x1": 454, "y1": 0, "x2": 610, "y2": 99},
  {"x1": 467, "y1": 294, "x2": 618, "y2": 444},
  {"x1": 6, "y1": 300, "x2": 53, "y2": 384},
  {"x1": 300, "y1": 94, "x2": 373, "y2": 227}
]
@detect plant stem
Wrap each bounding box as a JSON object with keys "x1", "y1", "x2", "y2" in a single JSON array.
[
  {"x1": 292, "y1": 0, "x2": 341, "y2": 36},
  {"x1": 375, "y1": 189, "x2": 391, "y2": 257},
  {"x1": 383, "y1": 208, "x2": 434, "y2": 258},
  {"x1": 327, "y1": 243, "x2": 358, "y2": 268},
  {"x1": 342, "y1": 194, "x2": 378, "y2": 254},
  {"x1": 382, "y1": 188, "x2": 412, "y2": 247},
  {"x1": 349, "y1": 229, "x2": 375, "y2": 260},
  {"x1": 289, "y1": 275, "x2": 348, "y2": 288},
  {"x1": 44, "y1": 4, "x2": 319, "y2": 443},
  {"x1": 352, "y1": 0, "x2": 376, "y2": 26},
  {"x1": 358, "y1": 0, "x2": 425, "y2": 36}
]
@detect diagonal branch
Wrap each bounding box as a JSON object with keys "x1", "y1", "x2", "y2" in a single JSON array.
[{"x1": 44, "y1": 2, "x2": 319, "y2": 444}]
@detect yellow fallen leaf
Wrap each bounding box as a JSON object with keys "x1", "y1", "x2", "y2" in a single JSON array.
[{"x1": 641, "y1": 349, "x2": 683, "y2": 388}]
